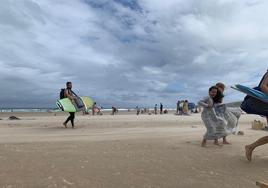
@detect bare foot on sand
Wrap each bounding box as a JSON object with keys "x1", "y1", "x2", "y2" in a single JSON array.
[
  {"x1": 245, "y1": 145, "x2": 253, "y2": 162},
  {"x1": 201, "y1": 139, "x2": 207, "y2": 147},
  {"x1": 63, "y1": 123, "x2": 67, "y2": 128},
  {"x1": 214, "y1": 141, "x2": 222, "y2": 147},
  {"x1": 201, "y1": 142, "x2": 206, "y2": 147},
  {"x1": 223, "y1": 141, "x2": 231, "y2": 145}
]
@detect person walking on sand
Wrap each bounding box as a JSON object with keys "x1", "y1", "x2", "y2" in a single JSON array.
[
  {"x1": 63, "y1": 82, "x2": 77, "y2": 128},
  {"x1": 112, "y1": 106, "x2": 117, "y2": 115},
  {"x1": 136, "y1": 106, "x2": 140, "y2": 115},
  {"x1": 154, "y1": 104, "x2": 157, "y2": 114},
  {"x1": 160, "y1": 103, "x2": 163, "y2": 114},
  {"x1": 176, "y1": 100, "x2": 180, "y2": 114},
  {"x1": 243, "y1": 70, "x2": 268, "y2": 161}
]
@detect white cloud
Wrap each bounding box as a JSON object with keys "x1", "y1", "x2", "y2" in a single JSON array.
[{"x1": 0, "y1": 0, "x2": 267, "y2": 108}]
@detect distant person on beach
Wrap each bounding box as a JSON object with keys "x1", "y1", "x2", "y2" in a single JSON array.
[
  {"x1": 93, "y1": 102, "x2": 103, "y2": 115},
  {"x1": 144, "y1": 108, "x2": 147, "y2": 114},
  {"x1": 91, "y1": 102, "x2": 102, "y2": 115},
  {"x1": 112, "y1": 106, "x2": 117, "y2": 115},
  {"x1": 63, "y1": 82, "x2": 77, "y2": 128},
  {"x1": 160, "y1": 103, "x2": 163, "y2": 114},
  {"x1": 154, "y1": 104, "x2": 157, "y2": 114},
  {"x1": 92, "y1": 102, "x2": 97, "y2": 116},
  {"x1": 179, "y1": 100, "x2": 184, "y2": 115},
  {"x1": 198, "y1": 86, "x2": 222, "y2": 147},
  {"x1": 176, "y1": 100, "x2": 180, "y2": 114},
  {"x1": 243, "y1": 70, "x2": 268, "y2": 161},
  {"x1": 136, "y1": 106, "x2": 140, "y2": 115},
  {"x1": 182, "y1": 100, "x2": 189, "y2": 115}
]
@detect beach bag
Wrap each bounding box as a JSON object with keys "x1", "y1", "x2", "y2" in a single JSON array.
[{"x1": 251, "y1": 120, "x2": 265, "y2": 130}]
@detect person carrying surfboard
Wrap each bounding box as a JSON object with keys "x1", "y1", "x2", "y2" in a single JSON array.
[
  {"x1": 63, "y1": 82, "x2": 77, "y2": 128},
  {"x1": 244, "y1": 70, "x2": 268, "y2": 161}
]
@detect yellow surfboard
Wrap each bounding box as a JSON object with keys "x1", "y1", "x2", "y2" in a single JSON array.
[{"x1": 56, "y1": 96, "x2": 94, "y2": 112}]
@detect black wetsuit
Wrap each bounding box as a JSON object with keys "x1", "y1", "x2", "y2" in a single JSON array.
[{"x1": 64, "y1": 89, "x2": 75, "y2": 127}]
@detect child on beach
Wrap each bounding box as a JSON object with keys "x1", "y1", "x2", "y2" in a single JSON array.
[
  {"x1": 216, "y1": 82, "x2": 242, "y2": 119},
  {"x1": 214, "y1": 82, "x2": 241, "y2": 144},
  {"x1": 198, "y1": 86, "x2": 222, "y2": 147}
]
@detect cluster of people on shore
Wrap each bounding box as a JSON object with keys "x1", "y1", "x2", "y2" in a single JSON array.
[
  {"x1": 82, "y1": 102, "x2": 103, "y2": 116},
  {"x1": 136, "y1": 103, "x2": 168, "y2": 116},
  {"x1": 135, "y1": 107, "x2": 149, "y2": 115},
  {"x1": 154, "y1": 103, "x2": 167, "y2": 114},
  {"x1": 176, "y1": 100, "x2": 190, "y2": 115}
]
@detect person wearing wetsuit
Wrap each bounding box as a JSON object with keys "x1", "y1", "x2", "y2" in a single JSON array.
[{"x1": 63, "y1": 82, "x2": 76, "y2": 128}]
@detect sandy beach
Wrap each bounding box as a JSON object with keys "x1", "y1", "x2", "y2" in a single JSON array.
[{"x1": 0, "y1": 112, "x2": 268, "y2": 188}]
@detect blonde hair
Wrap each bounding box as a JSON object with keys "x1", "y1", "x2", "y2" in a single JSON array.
[{"x1": 216, "y1": 82, "x2": 225, "y2": 91}]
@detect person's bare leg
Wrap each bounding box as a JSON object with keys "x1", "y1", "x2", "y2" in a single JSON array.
[
  {"x1": 245, "y1": 136, "x2": 268, "y2": 161},
  {"x1": 63, "y1": 122, "x2": 67, "y2": 128},
  {"x1": 214, "y1": 139, "x2": 222, "y2": 146},
  {"x1": 201, "y1": 139, "x2": 207, "y2": 147},
  {"x1": 223, "y1": 136, "x2": 230, "y2": 144},
  {"x1": 256, "y1": 181, "x2": 268, "y2": 188}
]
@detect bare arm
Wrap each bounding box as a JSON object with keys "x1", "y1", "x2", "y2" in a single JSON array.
[
  {"x1": 260, "y1": 73, "x2": 268, "y2": 95},
  {"x1": 64, "y1": 89, "x2": 75, "y2": 100}
]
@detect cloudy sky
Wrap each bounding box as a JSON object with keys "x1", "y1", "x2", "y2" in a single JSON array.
[{"x1": 0, "y1": 0, "x2": 267, "y2": 108}]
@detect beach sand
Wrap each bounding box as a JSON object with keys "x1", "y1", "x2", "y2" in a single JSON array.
[{"x1": 0, "y1": 112, "x2": 268, "y2": 188}]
